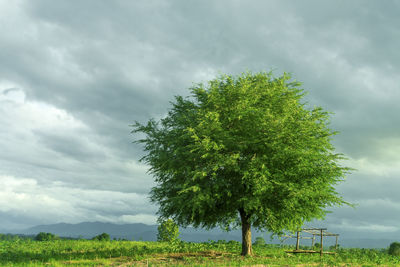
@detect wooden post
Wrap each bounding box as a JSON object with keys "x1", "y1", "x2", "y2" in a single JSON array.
[
  {"x1": 296, "y1": 231, "x2": 300, "y2": 250},
  {"x1": 320, "y1": 229, "x2": 323, "y2": 257},
  {"x1": 311, "y1": 234, "x2": 315, "y2": 249},
  {"x1": 335, "y1": 235, "x2": 338, "y2": 250}
]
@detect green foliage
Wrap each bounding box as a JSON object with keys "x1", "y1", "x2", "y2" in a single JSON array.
[
  {"x1": 388, "y1": 242, "x2": 400, "y2": 256},
  {"x1": 34, "y1": 232, "x2": 58, "y2": 241},
  {"x1": 253, "y1": 236, "x2": 266, "y2": 246},
  {"x1": 0, "y1": 233, "x2": 25, "y2": 241},
  {"x1": 329, "y1": 244, "x2": 338, "y2": 250},
  {"x1": 132, "y1": 71, "x2": 351, "y2": 250},
  {"x1": 157, "y1": 219, "x2": 180, "y2": 243},
  {"x1": 0, "y1": 239, "x2": 399, "y2": 266},
  {"x1": 92, "y1": 233, "x2": 110, "y2": 241}
]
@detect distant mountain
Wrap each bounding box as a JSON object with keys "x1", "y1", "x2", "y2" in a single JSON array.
[
  {"x1": 14, "y1": 221, "x2": 248, "y2": 242},
  {"x1": 2, "y1": 222, "x2": 396, "y2": 248},
  {"x1": 339, "y1": 238, "x2": 394, "y2": 249},
  {"x1": 20, "y1": 222, "x2": 158, "y2": 241}
]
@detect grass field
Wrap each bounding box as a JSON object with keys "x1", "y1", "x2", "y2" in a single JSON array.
[{"x1": 1, "y1": 239, "x2": 399, "y2": 266}]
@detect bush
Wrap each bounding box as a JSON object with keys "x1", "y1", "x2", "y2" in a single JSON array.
[
  {"x1": 388, "y1": 242, "x2": 400, "y2": 256},
  {"x1": 35, "y1": 232, "x2": 58, "y2": 241},
  {"x1": 92, "y1": 233, "x2": 110, "y2": 241},
  {"x1": 253, "y1": 236, "x2": 266, "y2": 246},
  {"x1": 157, "y1": 219, "x2": 180, "y2": 243}
]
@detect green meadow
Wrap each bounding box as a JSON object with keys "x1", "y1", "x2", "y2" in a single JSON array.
[{"x1": 1, "y1": 239, "x2": 400, "y2": 266}]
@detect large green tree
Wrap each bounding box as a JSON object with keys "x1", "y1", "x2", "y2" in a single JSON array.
[{"x1": 132, "y1": 72, "x2": 350, "y2": 256}]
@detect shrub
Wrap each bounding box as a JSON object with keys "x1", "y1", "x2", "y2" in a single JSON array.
[
  {"x1": 92, "y1": 233, "x2": 110, "y2": 241},
  {"x1": 35, "y1": 232, "x2": 58, "y2": 241},
  {"x1": 388, "y1": 242, "x2": 400, "y2": 256},
  {"x1": 253, "y1": 236, "x2": 266, "y2": 246},
  {"x1": 157, "y1": 219, "x2": 180, "y2": 243}
]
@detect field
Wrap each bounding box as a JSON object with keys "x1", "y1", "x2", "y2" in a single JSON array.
[{"x1": 1, "y1": 239, "x2": 400, "y2": 266}]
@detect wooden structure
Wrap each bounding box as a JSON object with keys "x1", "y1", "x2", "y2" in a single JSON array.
[{"x1": 282, "y1": 228, "x2": 339, "y2": 256}]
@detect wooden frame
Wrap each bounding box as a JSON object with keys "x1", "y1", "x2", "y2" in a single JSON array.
[{"x1": 282, "y1": 228, "x2": 339, "y2": 256}]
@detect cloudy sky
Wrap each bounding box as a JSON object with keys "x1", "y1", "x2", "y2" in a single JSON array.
[{"x1": 1, "y1": 0, "x2": 399, "y2": 238}]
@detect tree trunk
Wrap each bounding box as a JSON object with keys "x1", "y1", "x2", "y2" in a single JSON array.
[{"x1": 239, "y1": 208, "x2": 253, "y2": 256}]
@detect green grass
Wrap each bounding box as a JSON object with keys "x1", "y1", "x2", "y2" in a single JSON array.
[{"x1": 1, "y1": 239, "x2": 400, "y2": 266}]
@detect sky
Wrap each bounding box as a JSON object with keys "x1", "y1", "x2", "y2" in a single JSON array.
[{"x1": 0, "y1": 0, "x2": 399, "y2": 239}]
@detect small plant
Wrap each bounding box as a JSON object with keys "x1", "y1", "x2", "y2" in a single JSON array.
[
  {"x1": 34, "y1": 232, "x2": 58, "y2": 241},
  {"x1": 253, "y1": 236, "x2": 266, "y2": 246},
  {"x1": 157, "y1": 218, "x2": 180, "y2": 243},
  {"x1": 388, "y1": 242, "x2": 400, "y2": 256},
  {"x1": 92, "y1": 232, "x2": 110, "y2": 241}
]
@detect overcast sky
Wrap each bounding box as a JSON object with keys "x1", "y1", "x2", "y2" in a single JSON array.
[{"x1": 0, "y1": 0, "x2": 399, "y2": 239}]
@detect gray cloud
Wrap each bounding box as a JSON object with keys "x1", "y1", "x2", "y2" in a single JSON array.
[
  {"x1": 0, "y1": 175, "x2": 157, "y2": 229},
  {"x1": 0, "y1": 0, "x2": 399, "y2": 236},
  {"x1": 33, "y1": 130, "x2": 107, "y2": 162}
]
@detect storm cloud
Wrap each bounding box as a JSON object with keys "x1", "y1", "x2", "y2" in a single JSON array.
[{"x1": 0, "y1": 0, "x2": 399, "y2": 236}]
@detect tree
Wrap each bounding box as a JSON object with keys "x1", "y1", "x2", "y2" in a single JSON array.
[
  {"x1": 157, "y1": 218, "x2": 180, "y2": 243},
  {"x1": 35, "y1": 232, "x2": 58, "y2": 241},
  {"x1": 132, "y1": 71, "x2": 350, "y2": 256},
  {"x1": 389, "y1": 242, "x2": 400, "y2": 256},
  {"x1": 92, "y1": 232, "x2": 110, "y2": 241},
  {"x1": 253, "y1": 236, "x2": 266, "y2": 246}
]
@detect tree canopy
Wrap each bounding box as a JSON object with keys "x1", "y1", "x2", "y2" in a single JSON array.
[
  {"x1": 92, "y1": 233, "x2": 110, "y2": 241},
  {"x1": 132, "y1": 71, "x2": 350, "y2": 255},
  {"x1": 35, "y1": 232, "x2": 58, "y2": 241}
]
